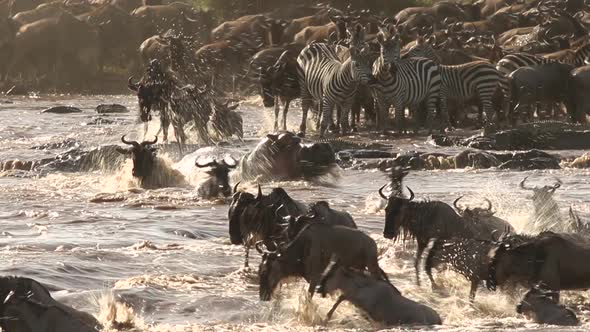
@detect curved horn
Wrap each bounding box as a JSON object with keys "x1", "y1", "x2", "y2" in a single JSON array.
[
  {"x1": 453, "y1": 196, "x2": 463, "y2": 210},
  {"x1": 256, "y1": 184, "x2": 263, "y2": 200},
  {"x1": 196, "y1": 160, "x2": 218, "y2": 168},
  {"x1": 127, "y1": 76, "x2": 139, "y2": 91},
  {"x1": 406, "y1": 186, "x2": 415, "y2": 201},
  {"x1": 255, "y1": 240, "x2": 267, "y2": 254},
  {"x1": 141, "y1": 136, "x2": 158, "y2": 146},
  {"x1": 519, "y1": 176, "x2": 533, "y2": 190},
  {"x1": 121, "y1": 135, "x2": 140, "y2": 149},
  {"x1": 378, "y1": 183, "x2": 389, "y2": 199},
  {"x1": 484, "y1": 198, "x2": 492, "y2": 211},
  {"x1": 233, "y1": 181, "x2": 241, "y2": 193},
  {"x1": 553, "y1": 177, "x2": 562, "y2": 190},
  {"x1": 275, "y1": 204, "x2": 287, "y2": 218}
]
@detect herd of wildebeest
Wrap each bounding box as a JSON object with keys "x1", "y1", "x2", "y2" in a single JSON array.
[{"x1": 4, "y1": 0, "x2": 590, "y2": 330}]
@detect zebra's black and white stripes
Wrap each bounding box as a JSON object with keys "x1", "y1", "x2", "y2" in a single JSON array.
[
  {"x1": 372, "y1": 30, "x2": 444, "y2": 132},
  {"x1": 403, "y1": 41, "x2": 507, "y2": 125},
  {"x1": 297, "y1": 26, "x2": 373, "y2": 137}
]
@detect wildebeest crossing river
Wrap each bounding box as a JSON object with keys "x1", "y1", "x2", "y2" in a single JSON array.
[{"x1": 0, "y1": 95, "x2": 589, "y2": 331}]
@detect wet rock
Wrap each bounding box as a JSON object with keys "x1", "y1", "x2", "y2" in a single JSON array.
[
  {"x1": 82, "y1": 117, "x2": 115, "y2": 126},
  {"x1": 31, "y1": 138, "x2": 81, "y2": 150},
  {"x1": 41, "y1": 106, "x2": 82, "y2": 114},
  {"x1": 96, "y1": 103, "x2": 129, "y2": 114},
  {"x1": 338, "y1": 149, "x2": 395, "y2": 159}
]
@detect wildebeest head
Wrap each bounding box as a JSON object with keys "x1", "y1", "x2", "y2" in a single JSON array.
[
  {"x1": 258, "y1": 51, "x2": 289, "y2": 107},
  {"x1": 128, "y1": 76, "x2": 159, "y2": 122},
  {"x1": 520, "y1": 176, "x2": 562, "y2": 208},
  {"x1": 257, "y1": 242, "x2": 287, "y2": 301},
  {"x1": 228, "y1": 184, "x2": 279, "y2": 245},
  {"x1": 195, "y1": 158, "x2": 237, "y2": 197},
  {"x1": 454, "y1": 196, "x2": 495, "y2": 218},
  {"x1": 116, "y1": 135, "x2": 158, "y2": 178},
  {"x1": 516, "y1": 286, "x2": 579, "y2": 325},
  {"x1": 379, "y1": 184, "x2": 415, "y2": 240},
  {"x1": 266, "y1": 132, "x2": 302, "y2": 151}
]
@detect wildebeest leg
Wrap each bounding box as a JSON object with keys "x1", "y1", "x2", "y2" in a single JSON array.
[
  {"x1": 273, "y1": 96, "x2": 280, "y2": 132},
  {"x1": 427, "y1": 266, "x2": 437, "y2": 291},
  {"x1": 282, "y1": 99, "x2": 290, "y2": 131},
  {"x1": 326, "y1": 295, "x2": 346, "y2": 321},
  {"x1": 469, "y1": 279, "x2": 478, "y2": 302},
  {"x1": 415, "y1": 241, "x2": 427, "y2": 286}
]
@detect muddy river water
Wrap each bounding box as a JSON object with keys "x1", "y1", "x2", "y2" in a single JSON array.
[{"x1": 0, "y1": 95, "x2": 589, "y2": 331}]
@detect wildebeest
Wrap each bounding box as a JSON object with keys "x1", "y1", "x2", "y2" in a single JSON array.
[
  {"x1": 209, "y1": 100, "x2": 243, "y2": 141},
  {"x1": 488, "y1": 232, "x2": 590, "y2": 300},
  {"x1": 508, "y1": 63, "x2": 574, "y2": 124},
  {"x1": 318, "y1": 265, "x2": 442, "y2": 326},
  {"x1": 453, "y1": 196, "x2": 515, "y2": 240},
  {"x1": 280, "y1": 200, "x2": 357, "y2": 240},
  {"x1": 516, "y1": 287, "x2": 579, "y2": 326},
  {"x1": 0, "y1": 276, "x2": 101, "y2": 332},
  {"x1": 237, "y1": 132, "x2": 337, "y2": 182},
  {"x1": 520, "y1": 176, "x2": 567, "y2": 232},
  {"x1": 380, "y1": 185, "x2": 476, "y2": 285},
  {"x1": 228, "y1": 185, "x2": 307, "y2": 267},
  {"x1": 116, "y1": 135, "x2": 186, "y2": 189},
  {"x1": 257, "y1": 222, "x2": 388, "y2": 300},
  {"x1": 195, "y1": 158, "x2": 236, "y2": 199}
]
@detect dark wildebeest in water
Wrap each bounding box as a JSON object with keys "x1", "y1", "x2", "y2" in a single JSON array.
[
  {"x1": 516, "y1": 287, "x2": 579, "y2": 326},
  {"x1": 228, "y1": 185, "x2": 307, "y2": 267},
  {"x1": 237, "y1": 131, "x2": 337, "y2": 182},
  {"x1": 380, "y1": 185, "x2": 477, "y2": 285},
  {"x1": 195, "y1": 158, "x2": 237, "y2": 199},
  {"x1": 488, "y1": 231, "x2": 590, "y2": 301},
  {"x1": 0, "y1": 276, "x2": 102, "y2": 332},
  {"x1": 257, "y1": 222, "x2": 389, "y2": 300},
  {"x1": 116, "y1": 135, "x2": 186, "y2": 189},
  {"x1": 318, "y1": 264, "x2": 442, "y2": 326}
]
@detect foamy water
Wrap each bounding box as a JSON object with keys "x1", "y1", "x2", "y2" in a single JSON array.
[{"x1": 0, "y1": 95, "x2": 589, "y2": 331}]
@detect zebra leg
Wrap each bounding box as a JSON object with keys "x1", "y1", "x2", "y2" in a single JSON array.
[
  {"x1": 394, "y1": 102, "x2": 406, "y2": 134},
  {"x1": 332, "y1": 106, "x2": 341, "y2": 134},
  {"x1": 438, "y1": 93, "x2": 450, "y2": 132},
  {"x1": 282, "y1": 99, "x2": 290, "y2": 131},
  {"x1": 273, "y1": 96, "x2": 280, "y2": 132},
  {"x1": 299, "y1": 96, "x2": 313, "y2": 137},
  {"x1": 340, "y1": 105, "x2": 351, "y2": 134},
  {"x1": 320, "y1": 98, "x2": 334, "y2": 138}
]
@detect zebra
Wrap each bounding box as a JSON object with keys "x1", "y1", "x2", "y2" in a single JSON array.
[
  {"x1": 402, "y1": 39, "x2": 508, "y2": 127},
  {"x1": 297, "y1": 23, "x2": 374, "y2": 137},
  {"x1": 372, "y1": 27, "x2": 444, "y2": 133}
]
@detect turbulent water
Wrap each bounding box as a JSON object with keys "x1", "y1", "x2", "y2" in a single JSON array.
[{"x1": 1, "y1": 95, "x2": 589, "y2": 332}]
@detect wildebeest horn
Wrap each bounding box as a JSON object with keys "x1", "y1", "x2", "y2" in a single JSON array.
[
  {"x1": 127, "y1": 76, "x2": 139, "y2": 91},
  {"x1": 121, "y1": 135, "x2": 140, "y2": 149},
  {"x1": 453, "y1": 196, "x2": 463, "y2": 210},
  {"x1": 255, "y1": 240, "x2": 267, "y2": 254},
  {"x1": 233, "y1": 181, "x2": 241, "y2": 193},
  {"x1": 519, "y1": 176, "x2": 533, "y2": 190},
  {"x1": 256, "y1": 184, "x2": 263, "y2": 200},
  {"x1": 552, "y1": 177, "x2": 562, "y2": 190},
  {"x1": 275, "y1": 204, "x2": 286, "y2": 218},
  {"x1": 407, "y1": 186, "x2": 415, "y2": 201},
  {"x1": 196, "y1": 160, "x2": 218, "y2": 168},
  {"x1": 378, "y1": 183, "x2": 389, "y2": 199},
  {"x1": 142, "y1": 136, "x2": 158, "y2": 146},
  {"x1": 484, "y1": 198, "x2": 492, "y2": 211}
]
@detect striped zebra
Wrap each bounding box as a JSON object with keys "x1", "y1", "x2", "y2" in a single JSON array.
[
  {"x1": 297, "y1": 24, "x2": 374, "y2": 137},
  {"x1": 372, "y1": 28, "x2": 444, "y2": 133},
  {"x1": 403, "y1": 40, "x2": 508, "y2": 126}
]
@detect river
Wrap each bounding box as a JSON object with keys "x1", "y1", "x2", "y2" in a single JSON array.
[{"x1": 0, "y1": 95, "x2": 588, "y2": 331}]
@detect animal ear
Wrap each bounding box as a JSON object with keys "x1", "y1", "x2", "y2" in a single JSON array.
[
  {"x1": 228, "y1": 104, "x2": 239, "y2": 111},
  {"x1": 266, "y1": 134, "x2": 279, "y2": 141}
]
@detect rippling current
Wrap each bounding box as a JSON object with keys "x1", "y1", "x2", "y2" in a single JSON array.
[{"x1": 1, "y1": 95, "x2": 589, "y2": 331}]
